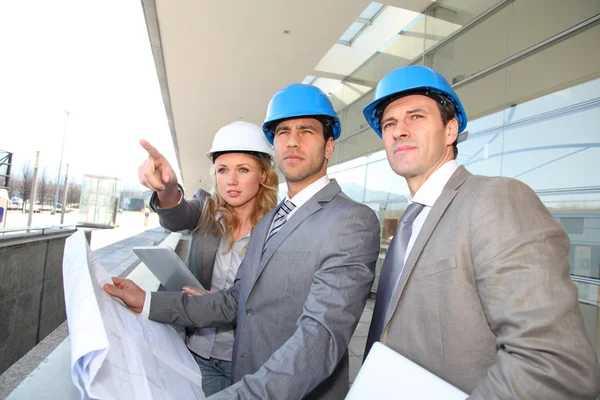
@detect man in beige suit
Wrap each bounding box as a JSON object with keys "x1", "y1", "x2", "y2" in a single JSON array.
[{"x1": 361, "y1": 65, "x2": 600, "y2": 399}]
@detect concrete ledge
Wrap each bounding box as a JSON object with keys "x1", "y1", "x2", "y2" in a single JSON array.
[
  {"x1": 0, "y1": 228, "x2": 90, "y2": 248},
  {"x1": 0, "y1": 232, "x2": 181, "y2": 399},
  {"x1": 0, "y1": 321, "x2": 69, "y2": 399},
  {"x1": 0, "y1": 229, "x2": 87, "y2": 376}
]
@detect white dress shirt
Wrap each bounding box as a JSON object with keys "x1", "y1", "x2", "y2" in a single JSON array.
[{"x1": 404, "y1": 160, "x2": 459, "y2": 265}]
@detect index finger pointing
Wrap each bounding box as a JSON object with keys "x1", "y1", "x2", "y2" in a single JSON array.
[{"x1": 140, "y1": 139, "x2": 163, "y2": 160}]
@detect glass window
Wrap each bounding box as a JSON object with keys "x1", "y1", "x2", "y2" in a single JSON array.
[
  {"x1": 340, "y1": 21, "x2": 366, "y2": 43},
  {"x1": 427, "y1": 3, "x2": 512, "y2": 85},
  {"x1": 457, "y1": 128, "x2": 504, "y2": 177},
  {"x1": 364, "y1": 159, "x2": 409, "y2": 203},
  {"x1": 329, "y1": 165, "x2": 366, "y2": 203},
  {"x1": 539, "y1": 191, "x2": 600, "y2": 280},
  {"x1": 500, "y1": 95, "x2": 599, "y2": 192},
  {"x1": 504, "y1": 0, "x2": 600, "y2": 57},
  {"x1": 506, "y1": 77, "x2": 600, "y2": 122},
  {"x1": 367, "y1": 149, "x2": 386, "y2": 163},
  {"x1": 302, "y1": 75, "x2": 315, "y2": 85},
  {"x1": 561, "y1": 217, "x2": 585, "y2": 235},
  {"x1": 328, "y1": 156, "x2": 368, "y2": 174},
  {"x1": 353, "y1": 15, "x2": 426, "y2": 85},
  {"x1": 360, "y1": 2, "x2": 384, "y2": 20}
]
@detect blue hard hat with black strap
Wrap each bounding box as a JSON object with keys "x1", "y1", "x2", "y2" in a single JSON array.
[
  {"x1": 262, "y1": 83, "x2": 341, "y2": 144},
  {"x1": 363, "y1": 66, "x2": 467, "y2": 138}
]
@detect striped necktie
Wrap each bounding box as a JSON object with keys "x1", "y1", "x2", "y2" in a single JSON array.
[{"x1": 263, "y1": 199, "x2": 296, "y2": 253}]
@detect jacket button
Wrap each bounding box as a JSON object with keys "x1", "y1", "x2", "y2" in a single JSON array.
[{"x1": 245, "y1": 309, "x2": 253, "y2": 317}]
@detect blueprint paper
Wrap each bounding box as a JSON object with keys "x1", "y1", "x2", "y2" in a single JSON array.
[
  {"x1": 62, "y1": 230, "x2": 205, "y2": 399},
  {"x1": 63, "y1": 231, "x2": 110, "y2": 397}
]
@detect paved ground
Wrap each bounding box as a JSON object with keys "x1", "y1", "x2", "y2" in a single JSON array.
[
  {"x1": 350, "y1": 297, "x2": 374, "y2": 384},
  {"x1": 92, "y1": 226, "x2": 169, "y2": 276}
]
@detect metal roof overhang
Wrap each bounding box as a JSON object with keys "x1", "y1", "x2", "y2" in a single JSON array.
[{"x1": 140, "y1": 0, "x2": 433, "y2": 192}]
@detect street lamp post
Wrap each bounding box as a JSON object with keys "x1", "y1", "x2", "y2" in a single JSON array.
[
  {"x1": 54, "y1": 110, "x2": 69, "y2": 212},
  {"x1": 27, "y1": 151, "x2": 40, "y2": 229},
  {"x1": 60, "y1": 163, "x2": 69, "y2": 225}
]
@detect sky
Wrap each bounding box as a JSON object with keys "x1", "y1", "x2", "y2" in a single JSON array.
[{"x1": 0, "y1": 0, "x2": 181, "y2": 191}]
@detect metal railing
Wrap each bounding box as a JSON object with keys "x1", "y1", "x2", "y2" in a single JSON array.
[
  {"x1": 0, "y1": 224, "x2": 78, "y2": 234},
  {"x1": 0, "y1": 223, "x2": 114, "y2": 241},
  {"x1": 571, "y1": 275, "x2": 600, "y2": 286}
]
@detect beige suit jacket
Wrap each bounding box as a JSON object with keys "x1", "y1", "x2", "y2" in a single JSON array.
[{"x1": 381, "y1": 166, "x2": 600, "y2": 399}]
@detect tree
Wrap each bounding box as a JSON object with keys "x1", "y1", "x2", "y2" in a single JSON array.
[
  {"x1": 7, "y1": 176, "x2": 22, "y2": 199},
  {"x1": 18, "y1": 162, "x2": 33, "y2": 211},
  {"x1": 67, "y1": 182, "x2": 82, "y2": 207},
  {"x1": 37, "y1": 168, "x2": 50, "y2": 209}
]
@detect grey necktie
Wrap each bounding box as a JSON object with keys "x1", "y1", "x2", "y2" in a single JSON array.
[
  {"x1": 364, "y1": 202, "x2": 425, "y2": 358},
  {"x1": 263, "y1": 199, "x2": 296, "y2": 253}
]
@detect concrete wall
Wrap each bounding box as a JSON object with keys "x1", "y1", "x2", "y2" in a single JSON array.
[{"x1": 0, "y1": 230, "x2": 90, "y2": 375}]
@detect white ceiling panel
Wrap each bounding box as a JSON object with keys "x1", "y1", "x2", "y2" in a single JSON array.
[{"x1": 143, "y1": 0, "x2": 436, "y2": 191}]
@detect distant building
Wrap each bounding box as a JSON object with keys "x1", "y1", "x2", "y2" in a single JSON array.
[
  {"x1": 120, "y1": 189, "x2": 152, "y2": 212},
  {"x1": 127, "y1": 198, "x2": 145, "y2": 212},
  {"x1": 79, "y1": 174, "x2": 121, "y2": 226}
]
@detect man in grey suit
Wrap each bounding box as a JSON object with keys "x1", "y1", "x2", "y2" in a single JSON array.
[
  {"x1": 104, "y1": 83, "x2": 380, "y2": 399},
  {"x1": 361, "y1": 65, "x2": 600, "y2": 399}
]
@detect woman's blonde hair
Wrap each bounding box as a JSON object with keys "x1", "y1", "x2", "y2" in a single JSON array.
[{"x1": 196, "y1": 154, "x2": 279, "y2": 250}]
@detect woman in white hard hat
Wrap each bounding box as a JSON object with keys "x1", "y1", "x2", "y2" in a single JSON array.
[{"x1": 138, "y1": 121, "x2": 278, "y2": 395}]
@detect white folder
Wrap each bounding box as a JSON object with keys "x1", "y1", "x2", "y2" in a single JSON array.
[{"x1": 346, "y1": 342, "x2": 468, "y2": 399}]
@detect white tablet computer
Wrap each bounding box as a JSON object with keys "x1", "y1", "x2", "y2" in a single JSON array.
[
  {"x1": 132, "y1": 246, "x2": 207, "y2": 293},
  {"x1": 346, "y1": 342, "x2": 468, "y2": 399}
]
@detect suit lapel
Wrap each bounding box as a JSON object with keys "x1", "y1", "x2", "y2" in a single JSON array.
[
  {"x1": 383, "y1": 166, "x2": 470, "y2": 329},
  {"x1": 247, "y1": 206, "x2": 277, "y2": 283},
  {"x1": 250, "y1": 180, "x2": 340, "y2": 289}
]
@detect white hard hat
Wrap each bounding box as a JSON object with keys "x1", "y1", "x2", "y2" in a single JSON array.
[{"x1": 206, "y1": 121, "x2": 274, "y2": 162}]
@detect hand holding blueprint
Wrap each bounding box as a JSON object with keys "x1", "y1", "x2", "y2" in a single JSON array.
[{"x1": 62, "y1": 230, "x2": 205, "y2": 400}]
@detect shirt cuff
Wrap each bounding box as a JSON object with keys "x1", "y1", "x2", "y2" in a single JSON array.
[{"x1": 141, "y1": 290, "x2": 152, "y2": 318}]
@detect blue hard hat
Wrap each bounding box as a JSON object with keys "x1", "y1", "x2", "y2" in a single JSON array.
[
  {"x1": 262, "y1": 83, "x2": 341, "y2": 144},
  {"x1": 363, "y1": 66, "x2": 467, "y2": 137}
]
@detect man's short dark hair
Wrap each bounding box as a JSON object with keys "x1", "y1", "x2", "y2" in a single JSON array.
[
  {"x1": 435, "y1": 100, "x2": 458, "y2": 159},
  {"x1": 315, "y1": 116, "x2": 335, "y2": 143}
]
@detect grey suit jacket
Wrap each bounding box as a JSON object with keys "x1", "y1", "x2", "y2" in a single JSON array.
[
  {"x1": 150, "y1": 187, "x2": 221, "y2": 289},
  {"x1": 150, "y1": 179, "x2": 380, "y2": 399},
  {"x1": 380, "y1": 166, "x2": 600, "y2": 399}
]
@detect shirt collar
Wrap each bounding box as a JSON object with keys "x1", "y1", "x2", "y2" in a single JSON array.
[
  {"x1": 411, "y1": 160, "x2": 459, "y2": 207},
  {"x1": 286, "y1": 175, "x2": 330, "y2": 209}
]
